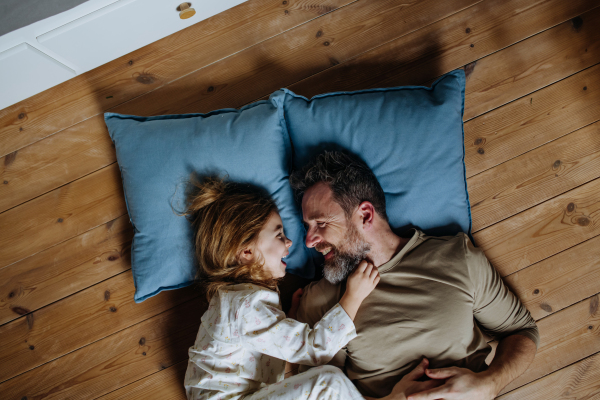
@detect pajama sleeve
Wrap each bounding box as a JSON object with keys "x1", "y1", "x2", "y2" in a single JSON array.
[
  {"x1": 464, "y1": 234, "x2": 540, "y2": 348},
  {"x1": 238, "y1": 290, "x2": 357, "y2": 366}
]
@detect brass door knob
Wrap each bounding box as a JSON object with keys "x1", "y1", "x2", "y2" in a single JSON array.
[{"x1": 178, "y1": 2, "x2": 196, "y2": 19}]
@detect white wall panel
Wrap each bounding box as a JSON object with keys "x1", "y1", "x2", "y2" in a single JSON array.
[
  {"x1": 0, "y1": 43, "x2": 76, "y2": 110},
  {"x1": 38, "y1": 0, "x2": 247, "y2": 72}
]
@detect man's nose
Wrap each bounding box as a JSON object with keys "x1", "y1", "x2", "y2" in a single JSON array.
[{"x1": 305, "y1": 227, "x2": 320, "y2": 248}]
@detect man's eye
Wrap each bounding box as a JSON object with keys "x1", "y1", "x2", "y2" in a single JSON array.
[{"x1": 317, "y1": 222, "x2": 326, "y2": 228}]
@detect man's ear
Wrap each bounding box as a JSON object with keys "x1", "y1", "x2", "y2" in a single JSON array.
[
  {"x1": 238, "y1": 246, "x2": 255, "y2": 265},
  {"x1": 357, "y1": 201, "x2": 375, "y2": 230}
]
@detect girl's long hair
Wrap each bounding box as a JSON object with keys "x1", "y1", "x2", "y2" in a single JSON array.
[{"x1": 180, "y1": 176, "x2": 280, "y2": 301}]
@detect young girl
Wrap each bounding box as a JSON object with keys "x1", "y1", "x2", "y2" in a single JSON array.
[{"x1": 182, "y1": 177, "x2": 379, "y2": 400}]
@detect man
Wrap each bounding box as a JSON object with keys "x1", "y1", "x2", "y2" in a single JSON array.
[{"x1": 290, "y1": 151, "x2": 539, "y2": 400}]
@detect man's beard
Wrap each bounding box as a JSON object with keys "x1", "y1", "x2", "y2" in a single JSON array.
[{"x1": 320, "y1": 223, "x2": 370, "y2": 284}]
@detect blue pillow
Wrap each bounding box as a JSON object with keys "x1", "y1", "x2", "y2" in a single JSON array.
[
  {"x1": 272, "y1": 69, "x2": 471, "y2": 239},
  {"x1": 105, "y1": 99, "x2": 314, "y2": 303}
]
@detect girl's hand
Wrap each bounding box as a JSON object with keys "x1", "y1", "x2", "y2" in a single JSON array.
[
  {"x1": 346, "y1": 260, "x2": 380, "y2": 303},
  {"x1": 339, "y1": 260, "x2": 380, "y2": 320}
]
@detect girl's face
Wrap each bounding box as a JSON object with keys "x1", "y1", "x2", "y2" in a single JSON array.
[{"x1": 254, "y1": 211, "x2": 292, "y2": 279}]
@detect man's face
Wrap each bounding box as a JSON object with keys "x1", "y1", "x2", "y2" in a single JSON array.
[{"x1": 301, "y1": 182, "x2": 370, "y2": 284}]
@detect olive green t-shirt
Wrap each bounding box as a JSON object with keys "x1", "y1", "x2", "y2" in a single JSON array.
[{"x1": 296, "y1": 230, "x2": 539, "y2": 398}]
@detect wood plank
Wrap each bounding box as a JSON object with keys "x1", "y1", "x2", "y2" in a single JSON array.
[
  {"x1": 0, "y1": 0, "x2": 356, "y2": 157},
  {"x1": 498, "y1": 351, "x2": 600, "y2": 399},
  {"x1": 473, "y1": 177, "x2": 600, "y2": 276},
  {"x1": 469, "y1": 120, "x2": 600, "y2": 232},
  {"x1": 498, "y1": 295, "x2": 600, "y2": 394},
  {"x1": 0, "y1": 272, "x2": 197, "y2": 383},
  {"x1": 503, "y1": 235, "x2": 600, "y2": 320},
  {"x1": 0, "y1": 299, "x2": 203, "y2": 399},
  {"x1": 284, "y1": 0, "x2": 600, "y2": 109},
  {"x1": 98, "y1": 361, "x2": 188, "y2": 400},
  {"x1": 0, "y1": 215, "x2": 132, "y2": 326},
  {"x1": 463, "y1": 10, "x2": 600, "y2": 121},
  {"x1": 465, "y1": 62, "x2": 600, "y2": 178},
  {"x1": 112, "y1": 0, "x2": 481, "y2": 118},
  {"x1": 2, "y1": 0, "x2": 595, "y2": 216},
  {"x1": 0, "y1": 164, "x2": 126, "y2": 269},
  {"x1": 0, "y1": 115, "x2": 116, "y2": 213}
]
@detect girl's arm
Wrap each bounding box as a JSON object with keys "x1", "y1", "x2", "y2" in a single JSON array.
[{"x1": 241, "y1": 261, "x2": 379, "y2": 365}]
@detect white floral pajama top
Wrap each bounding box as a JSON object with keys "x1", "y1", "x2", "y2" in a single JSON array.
[{"x1": 184, "y1": 283, "x2": 358, "y2": 400}]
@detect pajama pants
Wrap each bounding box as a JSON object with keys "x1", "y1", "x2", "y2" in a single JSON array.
[{"x1": 243, "y1": 365, "x2": 364, "y2": 400}]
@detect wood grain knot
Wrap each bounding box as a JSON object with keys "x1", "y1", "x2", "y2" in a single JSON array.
[
  {"x1": 329, "y1": 58, "x2": 339, "y2": 66},
  {"x1": 284, "y1": 9, "x2": 289, "y2": 14},
  {"x1": 110, "y1": 306, "x2": 117, "y2": 312},
  {"x1": 567, "y1": 202, "x2": 575, "y2": 212},
  {"x1": 143, "y1": 352, "x2": 147, "y2": 356},
  {"x1": 533, "y1": 289, "x2": 539, "y2": 295},
  {"x1": 128, "y1": 60, "x2": 133, "y2": 66},
  {"x1": 5, "y1": 151, "x2": 17, "y2": 166},
  {"x1": 207, "y1": 86, "x2": 214, "y2": 92},
  {"x1": 57, "y1": 218, "x2": 63, "y2": 223},
  {"x1": 571, "y1": 16, "x2": 583, "y2": 32},
  {"x1": 282, "y1": 0, "x2": 287, "y2": 4},
  {"x1": 21, "y1": 397, "x2": 27, "y2": 400},
  {"x1": 139, "y1": 337, "x2": 146, "y2": 346},
  {"x1": 590, "y1": 326, "x2": 594, "y2": 330},
  {"x1": 19, "y1": 127, "x2": 23, "y2": 131},
  {"x1": 470, "y1": 43, "x2": 474, "y2": 48},
  {"x1": 11, "y1": 306, "x2": 30, "y2": 315},
  {"x1": 583, "y1": 86, "x2": 587, "y2": 90},
  {"x1": 474, "y1": 138, "x2": 483, "y2": 145},
  {"x1": 136, "y1": 74, "x2": 156, "y2": 85},
  {"x1": 18, "y1": 112, "x2": 26, "y2": 119},
  {"x1": 540, "y1": 303, "x2": 552, "y2": 313},
  {"x1": 9, "y1": 291, "x2": 15, "y2": 297},
  {"x1": 29, "y1": 345, "x2": 35, "y2": 350},
  {"x1": 323, "y1": 41, "x2": 330, "y2": 46},
  {"x1": 104, "y1": 291, "x2": 110, "y2": 301},
  {"x1": 477, "y1": 148, "x2": 484, "y2": 155},
  {"x1": 3, "y1": 180, "x2": 7, "y2": 184},
  {"x1": 552, "y1": 160, "x2": 561, "y2": 169},
  {"x1": 577, "y1": 217, "x2": 590, "y2": 226},
  {"x1": 316, "y1": 30, "x2": 323, "y2": 38},
  {"x1": 465, "y1": 27, "x2": 471, "y2": 34}
]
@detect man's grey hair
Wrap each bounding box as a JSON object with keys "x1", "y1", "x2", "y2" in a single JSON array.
[{"x1": 290, "y1": 150, "x2": 388, "y2": 221}]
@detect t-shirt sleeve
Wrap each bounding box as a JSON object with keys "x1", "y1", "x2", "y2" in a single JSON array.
[
  {"x1": 464, "y1": 234, "x2": 540, "y2": 348},
  {"x1": 239, "y1": 289, "x2": 357, "y2": 366}
]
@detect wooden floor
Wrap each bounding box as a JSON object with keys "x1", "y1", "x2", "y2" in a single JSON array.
[{"x1": 1, "y1": 0, "x2": 600, "y2": 398}]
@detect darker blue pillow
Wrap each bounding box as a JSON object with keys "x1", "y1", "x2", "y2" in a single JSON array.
[
  {"x1": 272, "y1": 69, "x2": 471, "y2": 240},
  {"x1": 105, "y1": 99, "x2": 314, "y2": 303}
]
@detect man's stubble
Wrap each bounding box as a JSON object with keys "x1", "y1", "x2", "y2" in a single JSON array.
[{"x1": 322, "y1": 221, "x2": 371, "y2": 284}]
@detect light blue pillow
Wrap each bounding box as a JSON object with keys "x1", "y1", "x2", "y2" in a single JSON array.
[
  {"x1": 273, "y1": 69, "x2": 471, "y2": 239},
  {"x1": 105, "y1": 99, "x2": 314, "y2": 303}
]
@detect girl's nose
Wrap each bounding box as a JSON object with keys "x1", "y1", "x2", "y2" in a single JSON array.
[{"x1": 286, "y1": 238, "x2": 292, "y2": 248}]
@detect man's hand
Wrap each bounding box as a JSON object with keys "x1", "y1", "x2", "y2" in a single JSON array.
[
  {"x1": 407, "y1": 366, "x2": 496, "y2": 400},
  {"x1": 377, "y1": 358, "x2": 444, "y2": 400}
]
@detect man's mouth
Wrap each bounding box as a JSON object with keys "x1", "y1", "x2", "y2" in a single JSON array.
[{"x1": 320, "y1": 248, "x2": 334, "y2": 260}]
